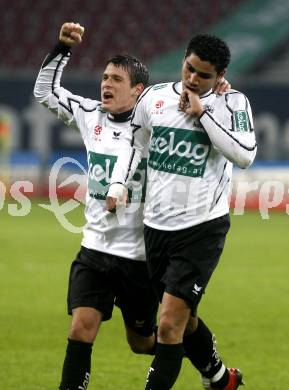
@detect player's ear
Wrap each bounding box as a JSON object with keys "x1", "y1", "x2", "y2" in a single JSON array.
[{"x1": 134, "y1": 83, "x2": 145, "y2": 98}]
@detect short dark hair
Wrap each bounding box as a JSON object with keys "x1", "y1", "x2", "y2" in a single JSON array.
[
  {"x1": 185, "y1": 34, "x2": 231, "y2": 74},
  {"x1": 106, "y1": 54, "x2": 149, "y2": 87}
]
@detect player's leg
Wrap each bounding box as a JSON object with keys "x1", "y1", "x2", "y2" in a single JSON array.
[
  {"x1": 59, "y1": 247, "x2": 115, "y2": 390},
  {"x1": 60, "y1": 307, "x2": 102, "y2": 390},
  {"x1": 184, "y1": 316, "x2": 244, "y2": 390},
  {"x1": 145, "y1": 292, "x2": 191, "y2": 390},
  {"x1": 114, "y1": 256, "x2": 159, "y2": 355},
  {"x1": 143, "y1": 225, "x2": 194, "y2": 390},
  {"x1": 125, "y1": 326, "x2": 156, "y2": 354},
  {"x1": 69, "y1": 307, "x2": 102, "y2": 342},
  {"x1": 184, "y1": 315, "x2": 226, "y2": 387},
  {"x1": 180, "y1": 215, "x2": 243, "y2": 390},
  {"x1": 143, "y1": 215, "x2": 239, "y2": 390}
]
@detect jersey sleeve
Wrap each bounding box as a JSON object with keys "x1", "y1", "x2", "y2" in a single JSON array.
[
  {"x1": 33, "y1": 43, "x2": 98, "y2": 134},
  {"x1": 199, "y1": 91, "x2": 257, "y2": 168},
  {"x1": 110, "y1": 87, "x2": 152, "y2": 185}
]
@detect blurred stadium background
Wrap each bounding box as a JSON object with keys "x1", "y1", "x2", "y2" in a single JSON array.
[
  {"x1": 0, "y1": 1, "x2": 288, "y2": 389},
  {"x1": 0, "y1": 0, "x2": 289, "y2": 211}
]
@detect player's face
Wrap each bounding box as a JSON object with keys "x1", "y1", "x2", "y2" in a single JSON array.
[
  {"x1": 182, "y1": 53, "x2": 225, "y2": 96},
  {"x1": 101, "y1": 64, "x2": 141, "y2": 114}
]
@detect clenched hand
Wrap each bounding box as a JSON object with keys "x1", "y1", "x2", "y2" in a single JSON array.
[{"x1": 59, "y1": 22, "x2": 85, "y2": 46}]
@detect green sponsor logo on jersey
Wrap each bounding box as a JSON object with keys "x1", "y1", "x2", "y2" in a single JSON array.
[
  {"x1": 148, "y1": 126, "x2": 211, "y2": 177},
  {"x1": 233, "y1": 110, "x2": 249, "y2": 132},
  {"x1": 88, "y1": 152, "x2": 147, "y2": 201}
]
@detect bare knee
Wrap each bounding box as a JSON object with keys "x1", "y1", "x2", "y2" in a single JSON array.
[
  {"x1": 126, "y1": 328, "x2": 155, "y2": 354},
  {"x1": 158, "y1": 316, "x2": 181, "y2": 343},
  {"x1": 69, "y1": 308, "x2": 102, "y2": 343},
  {"x1": 157, "y1": 293, "x2": 191, "y2": 344}
]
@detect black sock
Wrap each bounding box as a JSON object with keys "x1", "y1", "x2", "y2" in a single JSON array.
[
  {"x1": 183, "y1": 318, "x2": 223, "y2": 379},
  {"x1": 59, "y1": 338, "x2": 93, "y2": 390},
  {"x1": 145, "y1": 343, "x2": 184, "y2": 390},
  {"x1": 211, "y1": 369, "x2": 229, "y2": 388}
]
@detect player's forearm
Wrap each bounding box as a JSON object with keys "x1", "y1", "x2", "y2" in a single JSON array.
[
  {"x1": 106, "y1": 143, "x2": 142, "y2": 212},
  {"x1": 199, "y1": 111, "x2": 257, "y2": 168},
  {"x1": 33, "y1": 43, "x2": 71, "y2": 105},
  {"x1": 110, "y1": 122, "x2": 147, "y2": 185},
  {"x1": 110, "y1": 145, "x2": 143, "y2": 186}
]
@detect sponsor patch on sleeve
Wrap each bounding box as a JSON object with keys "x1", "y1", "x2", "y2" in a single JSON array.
[{"x1": 233, "y1": 110, "x2": 250, "y2": 132}]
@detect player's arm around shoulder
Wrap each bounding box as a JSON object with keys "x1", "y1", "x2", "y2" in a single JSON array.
[
  {"x1": 106, "y1": 87, "x2": 154, "y2": 213},
  {"x1": 226, "y1": 89, "x2": 256, "y2": 137},
  {"x1": 225, "y1": 89, "x2": 257, "y2": 168},
  {"x1": 199, "y1": 89, "x2": 257, "y2": 169}
]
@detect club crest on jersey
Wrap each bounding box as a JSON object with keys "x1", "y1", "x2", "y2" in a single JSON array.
[
  {"x1": 93, "y1": 125, "x2": 103, "y2": 141},
  {"x1": 151, "y1": 100, "x2": 165, "y2": 115},
  {"x1": 203, "y1": 104, "x2": 214, "y2": 113}
]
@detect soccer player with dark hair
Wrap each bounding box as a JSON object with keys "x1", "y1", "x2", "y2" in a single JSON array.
[
  {"x1": 34, "y1": 22, "x2": 158, "y2": 390},
  {"x1": 107, "y1": 33, "x2": 257, "y2": 390}
]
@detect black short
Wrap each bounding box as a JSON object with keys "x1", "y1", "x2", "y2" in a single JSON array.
[
  {"x1": 67, "y1": 246, "x2": 158, "y2": 336},
  {"x1": 144, "y1": 214, "x2": 230, "y2": 313}
]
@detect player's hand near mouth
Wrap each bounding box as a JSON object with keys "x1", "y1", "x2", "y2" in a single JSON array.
[{"x1": 179, "y1": 88, "x2": 204, "y2": 117}]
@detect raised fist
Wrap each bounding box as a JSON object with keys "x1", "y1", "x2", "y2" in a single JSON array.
[{"x1": 59, "y1": 22, "x2": 85, "y2": 46}]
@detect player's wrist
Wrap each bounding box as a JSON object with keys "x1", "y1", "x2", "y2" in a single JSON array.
[
  {"x1": 107, "y1": 183, "x2": 127, "y2": 199},
  {"x1": 54, "y1": 42, "x2": 72, "y2": 54}
]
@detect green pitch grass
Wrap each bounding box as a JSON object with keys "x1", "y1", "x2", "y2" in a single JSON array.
[{"x1": 0, "y1": 201, "x2": 288, "y2": 389}]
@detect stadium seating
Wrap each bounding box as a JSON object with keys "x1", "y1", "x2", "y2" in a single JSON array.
[{"x1": 0, "y1": 0, "x2": 245, "y2": 73}]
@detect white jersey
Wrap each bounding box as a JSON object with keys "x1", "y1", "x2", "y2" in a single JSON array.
[
  {"x1": 34, "y1": 44, "x2": 146, "y2": 260},
  {"x1": 110, "y1": 81, "x2": 257, "y2": 231}
]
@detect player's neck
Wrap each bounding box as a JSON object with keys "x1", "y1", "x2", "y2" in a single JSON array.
[{"x1": 107, "y1": 109, "x2": 133, "y2": 122}]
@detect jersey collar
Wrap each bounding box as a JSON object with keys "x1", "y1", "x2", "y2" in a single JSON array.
[
  {"x1": 172, "y1": 81, "x2": 213, "y2": 99},
  {"x1": 107, "y1": 109, "x2": 133, "y2": 123}
]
